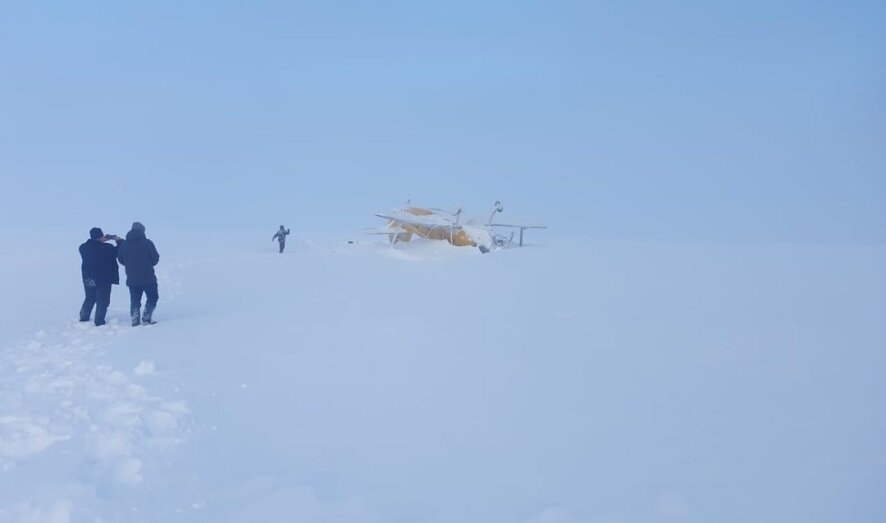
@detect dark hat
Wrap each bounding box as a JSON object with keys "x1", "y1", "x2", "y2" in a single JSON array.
[
  {"x1": 132, "y1": 221, "x2": 146, "y2": 233},
  {"x1": 89, "y1": 227, "x2": 104, "y2": 240}
]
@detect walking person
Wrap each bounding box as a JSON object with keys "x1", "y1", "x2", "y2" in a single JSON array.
[
  {"x1": 78, "y1": 227, "x2": 123, "y2": 326},
  {"x1": 117, "y1": 221, "x2": 160, "y2": 326},
  {"x1": 272, "y1": 225, "x2": 290, "y2": 253}
]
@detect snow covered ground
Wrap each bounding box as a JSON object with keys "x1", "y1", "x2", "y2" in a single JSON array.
[{"x1": 1, "y1": 229, "x2": 884, "y2": 523}]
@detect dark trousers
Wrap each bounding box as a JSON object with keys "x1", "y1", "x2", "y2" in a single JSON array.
[
  {"x1": 278, "y1": 240, "x2": 286, "y2": 253},
  {"x1": 129, "y1": 283, "x2": 159, "y2": 325},
  {"x1": 80, "y1": 283, "x2": 112, "y2": 325}
]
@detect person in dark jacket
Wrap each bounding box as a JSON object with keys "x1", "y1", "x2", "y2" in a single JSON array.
[
  {"x1": 79, "y1": 227, "x2": 123, "y2": 326},
  {"x1": 117, "y1": 221, "x2": 160, "y2": 326},
  {"x1": 272, "y1": 225, "x2": 290, "y2": 253}
]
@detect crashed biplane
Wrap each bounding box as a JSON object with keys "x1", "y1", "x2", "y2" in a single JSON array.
[{"x1": 369, "y1": 201, "x2": 546, "y2": 253}]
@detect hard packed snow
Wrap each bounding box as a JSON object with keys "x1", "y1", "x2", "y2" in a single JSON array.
[{"x1": 1, "y1": 229, "x2": 884, "y2": 522}]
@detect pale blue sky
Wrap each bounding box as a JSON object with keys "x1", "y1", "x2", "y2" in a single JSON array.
[{"x1": 1, "y1": 1, "x2": 883, "y2": 242}]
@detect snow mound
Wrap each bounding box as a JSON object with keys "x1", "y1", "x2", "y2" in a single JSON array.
[{"x1": 0, "y1": 316, "x2": 190, "y2": 515}]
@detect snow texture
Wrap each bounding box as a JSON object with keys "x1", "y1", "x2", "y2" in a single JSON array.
[{"x1": 0, "y1": 229, "x2": 884, "y2": 523}]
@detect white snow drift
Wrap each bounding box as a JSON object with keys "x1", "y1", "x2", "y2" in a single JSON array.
[{"x1": 0, "y1": 229, "x2": 883, "y2": 523}]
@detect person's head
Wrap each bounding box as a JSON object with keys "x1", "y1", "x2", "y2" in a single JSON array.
[
  {"x1": 132, "y1": 221, "x2": 146, "y2": 233},
  {"x1": 279, "y1": 225, "x2": 285, "y2": 229},
  {"x1": 89, "y1": 227, "x2": 104, "y2": 240}
]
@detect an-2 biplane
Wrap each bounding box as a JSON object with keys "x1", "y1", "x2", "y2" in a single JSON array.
[{"x1": 370, "y1": 201, "x2": 546, "y2": 253}]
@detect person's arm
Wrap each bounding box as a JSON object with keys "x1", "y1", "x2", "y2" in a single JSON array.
[
  {"x1": 79, "y1": 243, "x2": 89, "y2": 279},
  {"x1": 117, "y1": 242, "x2": 126, "y2": 265},
  {"x1": 149, "y1": 241, "x2": 160, "y2": 266}
]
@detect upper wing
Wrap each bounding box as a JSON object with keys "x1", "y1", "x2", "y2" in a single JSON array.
[
  {"x1": 488, "y1": 223, "x2": 547, "y2": 229},
  {"x1": 374, "y1": 212, "x2": 454, "y2": 229}
]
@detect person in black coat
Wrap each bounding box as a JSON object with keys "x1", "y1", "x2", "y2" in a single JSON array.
[
  {"x1": 117, "y1": 221, "x2": 160, "y2": 326},
  {"x1": 272, "y1": 225, "x2": 290, "y2": 253},
  {"x1": 79, "y1": 227, "x2": 122, "y2": 326}
]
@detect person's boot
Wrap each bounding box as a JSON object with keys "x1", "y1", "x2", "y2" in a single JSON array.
[
  {"x1": 131, "y1": 308, "x2": 141, "y2": 327},
  {"x1": 142, "y1": 306, "x2": 156, "y2": 325}
]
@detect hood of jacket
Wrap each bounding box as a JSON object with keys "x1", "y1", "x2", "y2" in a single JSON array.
[{"x1": 126, "y1": 228, "x2": 146, "y2": 241}]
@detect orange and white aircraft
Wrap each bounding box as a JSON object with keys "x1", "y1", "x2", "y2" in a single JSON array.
[{"x1": 370, "y1": 201, "x2": 546, "y2": 253}]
